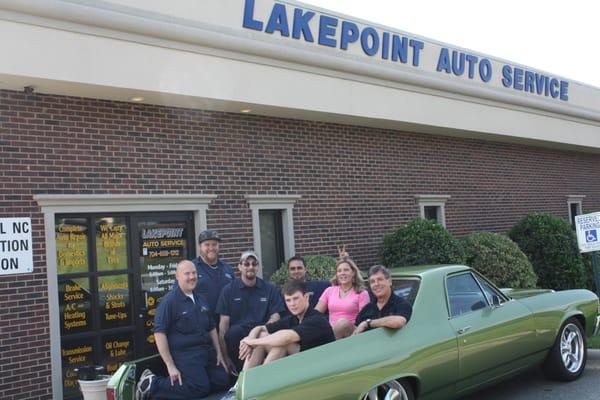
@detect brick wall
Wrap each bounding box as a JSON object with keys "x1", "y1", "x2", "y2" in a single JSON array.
[{"x1": 1, "y1": 89, "x2": 599, "y2": 398}]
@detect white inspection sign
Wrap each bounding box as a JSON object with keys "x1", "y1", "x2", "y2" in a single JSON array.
[
  {"x1": 575, "y1": 212, "x2": 600, "y2": 253},
  {"x1": 0, "y1": 217, "x2": 33, "y2": 275}
]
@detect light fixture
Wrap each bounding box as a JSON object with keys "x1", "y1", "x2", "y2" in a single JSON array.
[
  {"x1": 240, "y1": 108, "x2": 251, "y2": 113},
  {"x1": 130, "y1": 96, "x2": 144, "y2": 102}
]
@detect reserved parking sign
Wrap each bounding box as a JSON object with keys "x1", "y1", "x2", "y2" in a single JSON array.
[{"x1": 575, "y1": 212, "x2": 600, "y2": 253}]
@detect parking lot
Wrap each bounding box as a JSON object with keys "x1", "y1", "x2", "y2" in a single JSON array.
[{"x1": 460, "y1": 349, "x2": 600, "y2": 400}]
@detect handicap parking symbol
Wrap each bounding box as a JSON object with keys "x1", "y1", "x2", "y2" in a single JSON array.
[{"x1": 585, "y1": 229, "x2": 598, "y2": 243}]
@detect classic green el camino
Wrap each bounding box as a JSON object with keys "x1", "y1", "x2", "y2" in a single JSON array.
[{"x1": 107, "y1": 265, "x2": 600, "y2": 400}]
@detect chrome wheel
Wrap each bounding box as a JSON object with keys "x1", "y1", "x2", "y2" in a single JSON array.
[
  {"x1": 363, "y1": 380, "x2": 413, "y2": 400},
  {"x1": 560, "y1": 322, "x2": 585, "y2": 373}
]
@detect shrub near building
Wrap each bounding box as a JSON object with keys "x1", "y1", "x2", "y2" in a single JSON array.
[
  {"x1": 270, "y1": 255, "x2": 337, "y2": 286},
  {"x1": 509, "y1": 213, "x2": 587, "y2": 290},
  {"x1": 380, "y1": 218, "x2": 466, "y2": 268},
  {"x1": 462, "y1": 232, "x2": 537, "y2": 289}
]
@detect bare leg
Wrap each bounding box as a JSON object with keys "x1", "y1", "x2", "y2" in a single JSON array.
[
  {"x1": 264, "y1": 343, "x2": 300, "y2": 364},
  {"x1": 333, "y1": 318, "x2": 355, "y2": 339},
  {"x1": 242, "y1": 331, "x2": 271, "y2": 370}
]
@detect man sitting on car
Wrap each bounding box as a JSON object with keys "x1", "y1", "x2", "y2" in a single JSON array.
[
  {"x1": 353, "y1": 265, "x2": 412, "y2": 334},
  {"x1": 238, "y1": 279, "x2": 335, "y2": 369},
  {"x1": 136, "y1": 260, "x2": 230, "y2": 400}
]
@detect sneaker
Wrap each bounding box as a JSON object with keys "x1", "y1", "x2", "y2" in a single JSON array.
[{"x1": 135, "y1": 369, "x2": 155, "y2": 400}]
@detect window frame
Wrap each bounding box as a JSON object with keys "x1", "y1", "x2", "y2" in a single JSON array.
[
  {"x1": 445, "y1": 271, "x2": 489, "y2": 319},
  {"x1": 567, "y1": 195, "x2": 585, "y2": 227},
  {"x1": 245, "y1": 195, "x2": 300, "y2": 278},
  {"x1": 415, "y1": 194, "x2": 451, "y2": 227}
]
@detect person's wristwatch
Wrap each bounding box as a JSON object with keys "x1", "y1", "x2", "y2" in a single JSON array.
[{"x1": 366, "y1": 319, "x2": 372, "y2": 329}]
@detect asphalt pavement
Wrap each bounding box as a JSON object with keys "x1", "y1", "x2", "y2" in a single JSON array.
[{"x1": 460, "y1": 349, "x2": 600, "y2": 400}]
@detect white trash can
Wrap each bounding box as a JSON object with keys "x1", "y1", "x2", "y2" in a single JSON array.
[{"x1": 78, "y1": 375, "x2": 111, "y2": 400}]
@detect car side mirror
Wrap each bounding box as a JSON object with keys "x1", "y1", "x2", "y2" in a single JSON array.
[{"x1": 491, "y1": 295, "x2": 502, "y2": 307}]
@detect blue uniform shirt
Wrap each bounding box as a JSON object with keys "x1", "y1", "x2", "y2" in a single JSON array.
[
  {"x1": 192, "y1": 257, "x2": 234, "y2": 317},
  {"x1": 216, "y1": 278, "x2": 285, "y2": 327},
  {"x1": 154, "y1": 286, "x2": 214, "y2": 352}
]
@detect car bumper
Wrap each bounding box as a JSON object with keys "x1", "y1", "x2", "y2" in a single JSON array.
[{"x1": 594, "y1": 314, "x2": 600, "y2": 336}]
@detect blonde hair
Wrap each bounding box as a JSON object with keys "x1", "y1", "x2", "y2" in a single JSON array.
[{"x1": 331, "y1": 257, "x2": 365, "y2": 293}]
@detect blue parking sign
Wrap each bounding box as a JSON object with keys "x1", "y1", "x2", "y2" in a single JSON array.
[{"x1": 586, "y1": 229, "x2": 598, "y2": 243}]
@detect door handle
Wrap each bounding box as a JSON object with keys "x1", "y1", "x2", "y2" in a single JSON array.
[{"x1": 457, "y1": 326, "x2": 471, "y2": 334}]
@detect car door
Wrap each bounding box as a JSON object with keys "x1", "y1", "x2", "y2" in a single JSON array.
[{"x1": 446, "y1": 271, "x2": 537, "y2": 394}]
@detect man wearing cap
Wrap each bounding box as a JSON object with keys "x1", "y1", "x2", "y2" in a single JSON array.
[
  {"x1": 192, "y1": 230, "x2": 234, "y2": 323},
  {"x1": 353, "y1": 265, "x2": 412, "y2": 335},
  {"x1": 216, "y1": 251, "x2": 285, "y2": 373},
  {"x1": 286, "y1": 255, "x2": 330, "y2": 310},
  {"x1": 136, "y1": 260, "x2": 229, "y2": 400}
]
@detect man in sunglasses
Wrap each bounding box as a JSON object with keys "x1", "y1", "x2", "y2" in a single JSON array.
[{"x1": 216, "y1": 251, "x2": 285, "y2": 373}]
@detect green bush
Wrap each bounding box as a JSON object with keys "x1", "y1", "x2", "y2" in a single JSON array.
[
  {"x1": 582, "y1": 253, "x2": 598, "y2": 293},
  {"x1": 508, "y1": 213, "x2": 586, "y2": 290},
  {"x1": 380, "y1": 218, "x2": 466, "y2": 268},
  {"x1": 269, "y1": 255, "x2": 337, "y2": 287},
  {"x1": 462, "y1": 232, "x2": 537, "y2": 288}
]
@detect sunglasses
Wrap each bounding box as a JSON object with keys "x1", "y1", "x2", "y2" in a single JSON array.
[{"x1": 242, "y1": 261, "x2": 258, "y2": 267}]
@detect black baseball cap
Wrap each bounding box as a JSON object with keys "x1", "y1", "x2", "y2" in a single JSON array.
[{"x1": 198, "y1": 230, "x2": 221, "y2": 244}]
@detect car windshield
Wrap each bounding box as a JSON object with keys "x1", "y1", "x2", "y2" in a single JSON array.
[{"x1": 392, "y1": 278, "x2": 420, "y2": 305}]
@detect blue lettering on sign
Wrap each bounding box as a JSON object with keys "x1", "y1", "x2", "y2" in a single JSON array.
[
  {"x1": 501, "y1": 64, "x2": 569, "y2": 101},
  {"x1": 241, "y1": 0, "x2": 569, "y2": 102},
  {"x1": 292, "y1": 8, "x2": 315, "y2": 42}
]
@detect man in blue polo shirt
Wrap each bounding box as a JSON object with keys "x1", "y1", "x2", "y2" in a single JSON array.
[
  {"x1": 287, "y1": 255, "x2": 330, "y2": 310},
  {"x1": 353, "y1": 265, "x2": 412, "y2": 334},
  {"x1": 217, "y1": 251, "x2": 284, "y2": 373},
  {"x1": 192, "y1": 230, "x2": 234, "y2": 324},
  {"x1": 136, "y1": 260, "x2": 229, "y2": 400}
]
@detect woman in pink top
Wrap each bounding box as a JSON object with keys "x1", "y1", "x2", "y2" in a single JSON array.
[{"x1": 315, "y1": 257, "x2": 369, "y2": 339}]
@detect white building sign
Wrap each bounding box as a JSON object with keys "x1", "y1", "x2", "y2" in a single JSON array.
[
  {"x1": 0, "y1": 218, "x2": 33, "y2": 275},
  {"x1": 575, "y1": 212, "x2": 600, "y2": 253}
]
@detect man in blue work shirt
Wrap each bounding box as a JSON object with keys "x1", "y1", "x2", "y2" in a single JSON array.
[
  {"x1": 192, "y1": 230, "x2": 234, "y2": 324},
  {"x1": 136, "y1": 260, "x2": 229, "y2": 400},
  {"x1": 217, "y1": 251, "x2": 285, "y2": 373},
  {"x1": 287, "y1": 255, "x2": 330, "y2": 310}
]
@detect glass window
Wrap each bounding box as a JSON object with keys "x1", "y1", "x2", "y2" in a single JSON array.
[
  {"x1": 424, "y1": 205, "x2": 439, "y2": 221},
  {"x1": 56, "y1": 218, "x2": 89, "y2": 274},
  {"x1": 475, "y1": 275, "x2": 506, "y2": 305},
  {"x1": 98, "y1": 274, "x2": 131, "y2": 329},
  {"x1": 392, "y1": 278, "x2": 421, "y2": 305},
  {"x1": 415, "y1": 195, "x2": 450, "y2": 227},
  {"x1": 59, "y1": 278, "x2": 92, "y2": 335},
  {"x1": 102, "y1": 332, "x2": 133, "y2": 375},
  {"x1": 61, "y1": 337, "x2": 96, "y2": 399},
  {"x1": 259, "y1": 210, "x2": 285, "y2": 281},
  {"x1": 96, "y1": 217, "x2": 129, "y2": 271},
  {"x1": 447, "y1": 273, "x2": 488, "y2": 318}
]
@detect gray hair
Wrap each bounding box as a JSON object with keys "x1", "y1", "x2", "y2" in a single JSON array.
[{"x1": 368, "y1": 264, "x2": 390, "y2": 279}]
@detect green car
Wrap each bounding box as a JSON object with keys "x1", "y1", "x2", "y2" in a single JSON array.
[{"x1": 107, "y1": 265, "x2": 600, "y2": 400}]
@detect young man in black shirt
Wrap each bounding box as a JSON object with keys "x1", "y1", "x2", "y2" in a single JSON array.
[
  {"x1": 238, "y1": 279, "x2": 335, "y2": 370},
  {"x1": 354, "y1": 265, "x2": 412, "y2": 334}
]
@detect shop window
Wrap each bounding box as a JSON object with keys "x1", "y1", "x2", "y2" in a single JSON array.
[
  {"x1": 54, "y1": 213, "x2": 194, "y2": 399},
  {"x1": 35, "y1": 194, "x2": 215, "y2": 400},
  {"x1": 259, "y1": 210, "x2": 285, "y2": 280},
  {"x1": 246, "y1": 195, "x2": 300, "y2": 280},
  {"x1": 567, "y1": 195, "x2": 585, "y2": 227},
  {"x1": 415, "y1": 195, "x2": 451, "y2": 227}
]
